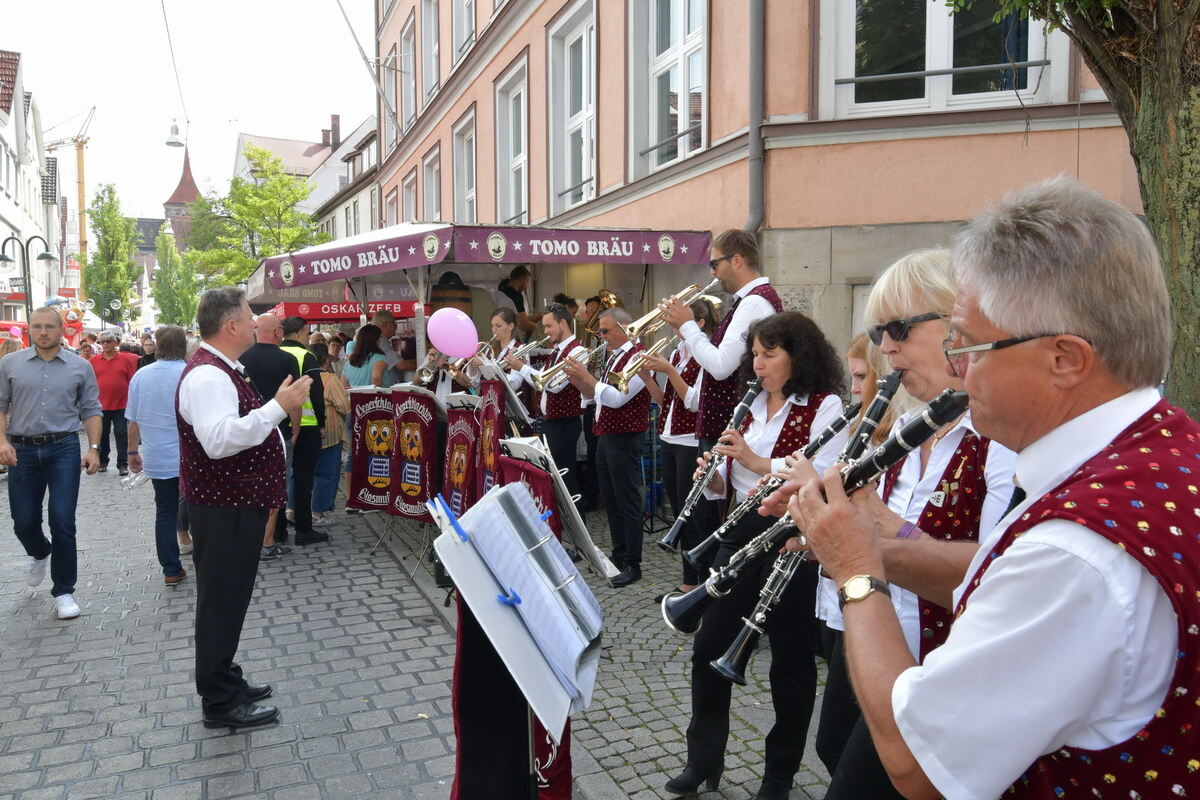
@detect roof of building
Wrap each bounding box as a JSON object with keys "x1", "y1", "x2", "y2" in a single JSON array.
[
  {"x1": 239, "y1": 133, "x2": 330, "y2": 177},
  {"x1": 0, "y1": 51, "x2": 19, "y2": 115},
  {"x1": 135, "y1": 217, "x2": 165, "y2": 253},
  {"x1": 166, "y1": 147, "x2": 201, "y2": 206}
]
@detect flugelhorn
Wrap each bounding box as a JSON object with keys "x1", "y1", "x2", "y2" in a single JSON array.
[
  {"x1": 658, "y1": 379, "x2": 763, "y2": 553},
  {"x1": 417, "y1": 349, "x2": 443, "y2": 383},
  {"x1": 612, "y1": 335, "x2": 678, "y2": 393},
  {"x1": 531, "y1": 343, "x2": 607, "y2": 392},
  {"x1": 624, "y1": 279, "x2": 722, "y2": 340},
  {"x1": 661, "y1": 389, "x2": 969, "y2": 636},
  {"x1": 509, "y1": 336, "x2": 551, "y2": 361}
]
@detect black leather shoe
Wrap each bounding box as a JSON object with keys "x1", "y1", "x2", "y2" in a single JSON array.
[
  {"x1": 754, "y1": 775, "x2": 792, "y2": 800},
  {"x1": 665, "y1": 765, "x2": 722, "y2": 795},
  {"x1": 245, "y1": 683, "x2": 272, "y2": 702},
  {"x1": 295, "y1": 531, "x2": 330, "y2": 546},
  {"x1": 611, "y1": 565, "x2": 642, "y2": 588},
  {"x1": 203, "y1": 702, "x2": 279, "y2": 728}
]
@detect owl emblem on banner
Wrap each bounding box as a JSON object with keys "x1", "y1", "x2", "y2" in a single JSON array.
[
  {"x1": 480, "y1": 418, "x2": 496, "y2": 493},
  {"x1": 449, "y1": 443, "x2": 470, "y2": 514},
  {"x1": 365, "y1": 419, "x2": 394, "y2": 489},
  {"x1": 399, "y1": 421, "x2": 425, "y2": 497}
]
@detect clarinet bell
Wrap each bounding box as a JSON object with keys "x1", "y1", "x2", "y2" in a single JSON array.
[
  {"x1": 657, "y1": 516, "x2": 688, "y2": 553},
  {"x1": 661, "y1": 585, "x2": 716, "y2": 636},
  {"x1": 709, "y1": 622, "x2": 760, "y2": 686}
]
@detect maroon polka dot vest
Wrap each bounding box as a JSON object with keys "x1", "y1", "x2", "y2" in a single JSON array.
[
  {"x1": 696, "y1": 283, "x2": 782, "y2": 440},
  {"x1": 656, "y1": 348, "x2": 701, "y2": 437},
  {"x1": 592, "y1": 344, "x2": 650, "y2": 436},
  {"x1": 175, "y1": 348, "x2": 287, "y2": 509},
  {"x1": 955, "y1": 400, "x2": 1200, "y2": 798},
  {"x1": 738, "y1": 393, "x2": 831, "y2": 459},
  {"x1": 537, "y1": 338, "x2": 584, "y2": 420}
]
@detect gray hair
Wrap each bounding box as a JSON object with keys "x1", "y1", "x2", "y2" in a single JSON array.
[
  {"x1": 97, "y1": 329, "x2": 119, "y2": 342},
  {"x1": 196, "y1": 287, "x2": 247, "y2": 339},
  {"x1": 864, "y1": 248, "x2": 954, "y2": 325},
  {"x1": 599, "y1": 307, "x2": 632, "y2": 326},
  {"x1": 953, "y1": 177, "x2": 1169, "y2": 389}
]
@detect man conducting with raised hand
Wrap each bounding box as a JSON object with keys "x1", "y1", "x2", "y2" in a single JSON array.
[{"x1": 177, "y1": 287, "x2": 311, "y2": 729}]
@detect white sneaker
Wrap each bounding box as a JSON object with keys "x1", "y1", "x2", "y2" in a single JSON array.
[
  {"x1": 26, "y1": 556, "x2": 48, "y2": 587},
  {"x1": 54, "y1": 594, "x2": 80, "y2": 620},
  {"x1": 312, "y1": 514, "x2": 333, "y2": 527}
]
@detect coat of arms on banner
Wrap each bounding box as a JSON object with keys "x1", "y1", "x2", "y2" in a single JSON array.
[
  {"x1": 448, "y1": 442, "x2": 470, "y2": 513},
  {"x1": 480, "y1": 417, "x2": 496, "y2": 493},
  {"x1": 365, "y1": 419, "x2": 394, "y2": 489},
  {"x1": 399, "y1": 421, "x2": 424, "y2": 497}
]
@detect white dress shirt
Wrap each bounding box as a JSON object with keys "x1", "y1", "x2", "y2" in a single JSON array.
[
  {"x1": 177, "y1": 343, "x2": 287, "y2": 460},
  {"x1": 680, "y1": 276, "x2": 776, "y2": 385},
  {"x1": 519, "y1": 337, "x2": 587, "y2": 414},
  {"x1": 892, "y1": 388, "x2": 1177, "y2": 800},
  {"x1": 592, "y1": 341, "x2": 647, "y2": 424},
  {"x1": 659, "y1": 342, "x2": 702, "y2": 447}
]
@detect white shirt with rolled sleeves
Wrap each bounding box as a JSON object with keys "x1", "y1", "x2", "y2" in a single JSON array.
[
  {"x1": 658, "y1": 341, "x2": 702, "y2": 448},
  {"x1": 679, "y1": 276, "x2": 776, "y2": 386},
  {"x1": 591, "y1": 341, "x2": 646, "y2": 423},
  {"x1": 177, "y1": 343, "x2": 287, "y2": 459},
  {"x1": 518, "y1": 337, "x2": 588, "y2": 415},
  {"x1": 890, "y1": 388, "x2": 1176, "y2": 800}
]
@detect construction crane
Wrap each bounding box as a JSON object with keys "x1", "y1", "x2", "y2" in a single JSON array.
[{"x1": 45, "y1": 106, "x2": 94, "y2": 264}]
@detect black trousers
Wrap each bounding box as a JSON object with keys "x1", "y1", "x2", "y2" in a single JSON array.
[
  {"x1": 99, "y1": 409, "x2": 128, "y2": 469},
  {"x1": 815, "y1": 626, "x2": 861, "y2": 775},
  {"x1": 582, "y1": 406, "x2": 600, "y2": 509},
  {"x1": 661, "y1": 441, "x2": 702, "y2": 585},
  {"x1": 825, "y1": 716, "x2": 906, "y2": 800},
  {"x1": 685, "y1": 512, "x2": 820, "y2": 782},
  {"x1": 542, "y1": 416, "x2": 584, "y2": 518},
  {"x1": 190, "y1": 503, "x2": 267, "y2": 713},
  {"x1": 597, "y1": 431, "x2": 645, "y2": 569},
  {"x1": 688, "y1": 436, "x2": 722, "y2": 573}
]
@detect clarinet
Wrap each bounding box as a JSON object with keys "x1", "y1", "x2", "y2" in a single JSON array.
[
  {"x1": 657, "y1": 379, "x2": 764, "y2": 553},
  {"x1": 682, "y1": 399, "x2": 863, "y2": 571},
  {"x1": 662, "y1": 389, "x2": 968, "y2": 636},
  {"x1": 710, "y1": 371, "x2": 903, "y2": 685}
]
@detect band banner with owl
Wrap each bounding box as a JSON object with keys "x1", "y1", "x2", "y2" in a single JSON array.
[
  {"x1": 391, "y1": 387, "x2": 439, "y2": 521},
  {"x1": 347, "y1": 388, "x2": 396, "y2": 512},
  {"x1": 443, "y1": 401, "x2": 480, "y2": 517},
  {"x1": 477, "y1": 379, "x2": 506, "y2": 500},
  {"x1": 499, "y1": 455, "x2": 562, "y2": 540}
]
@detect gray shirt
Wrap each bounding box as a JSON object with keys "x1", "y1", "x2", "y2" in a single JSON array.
[{"x1": 0, "y1": 347, "x2": 102, "y2": 436}]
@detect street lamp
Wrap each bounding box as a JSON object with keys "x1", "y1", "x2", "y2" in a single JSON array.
[{"x1": 0, "y1": 235, "x2": 56, "y2": 323}]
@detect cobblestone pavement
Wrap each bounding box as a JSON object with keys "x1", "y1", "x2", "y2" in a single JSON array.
[{"x1": 0, "y1": 443, "x2": 830, "y2": 800}]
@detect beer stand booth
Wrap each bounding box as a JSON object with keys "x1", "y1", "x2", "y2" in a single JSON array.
[{"x1": 249, "y1": 221, "x2": 713, "y2": 800}]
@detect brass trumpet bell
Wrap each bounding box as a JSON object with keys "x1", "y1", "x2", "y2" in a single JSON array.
[
  {"x1": 624, "y1": 279, "x2": 721, "y2": 340},
  {"x1": 584, "y1": 289, "x2": 622, "y2": 334}
]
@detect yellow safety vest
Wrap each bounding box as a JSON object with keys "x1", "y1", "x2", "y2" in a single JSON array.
[{"x1": 283, "y1": 344, "x2": 318, "y2": 427}]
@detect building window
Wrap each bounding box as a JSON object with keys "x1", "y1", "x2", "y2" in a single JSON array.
[
  {"x1": 344, "y1": 206, "x2": 352, "y2": 238},
  {"x1": 822, "y1": 0, "x2": 1064, "y2": 119},
  {"x1": 384, "y1": 44, "x2": 399, "y2": 149},
  {"x1": 629, "y1": 0, "x2": 705, "y2": 177},
  {"x1": 400, "y1": 15, "x2": 418, "y2": 129},
  {"x1": 549, "y1": 0, "x2": 595, "y2": 214},
  {"x1": 423, "y1": 146, "x2": 442, "y2": 222},
  {"x1": 353, "y1": 200, "x2": 361, "y2": 235},
  {"x1": 422, "y1": 0, "x2": 441, "y2": 101},
  {"x1": 496, "y1": 59, "x2": 528, "y2": 224},
  {"x1": 386, "y1": 188, "x2": 399, "y2": 226},
  {"x1": 453, "y1": 112, "x2": 476, "y2": 223},
  {"x1": 402, "y1": 168, "x2": 418, "y2": 222},
  {"x1": 453, "y1": 0, "x2": 475, "y2": 63}
]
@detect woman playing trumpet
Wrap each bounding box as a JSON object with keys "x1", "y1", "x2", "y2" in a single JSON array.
[{"x1": 667, "y1": 311, "x2": 846, "y2": 800}]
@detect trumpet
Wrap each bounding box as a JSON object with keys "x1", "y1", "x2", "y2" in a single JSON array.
[
  {"x1": 417, "y1": 349, "x2": 443, "y2": 383},
  {"x1": 661, "y1": 388, "x2": 969, "y2": 636},
  {"x1": 446, "y1": 337, "x2": 500, "y2": 380},
  {"x1": 531, "y1": 343, "x2": 606, "y2": 392},
  {"x1": 624, "y1": 279, "x2": 722, "y2": 340},
  {"x1": 612, "y1": 335, "x2": 677, "y2": 393},
  {"x1": 509, "y1": 336, "x2": 551, "y2": 362}
]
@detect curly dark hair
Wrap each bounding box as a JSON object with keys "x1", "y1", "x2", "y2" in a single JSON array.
[{"x1": 738, "y1": 312, "x2": 847, "y2": 398}]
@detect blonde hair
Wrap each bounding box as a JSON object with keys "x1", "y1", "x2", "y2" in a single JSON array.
[
  {"x1": 864, "y1": 248, "x2": 954, "y2": 326},
  {"x1": 0, "y1": 338, "x2": 22, "y2": 358},
  {"x1": 845, "y1": 332, "x2": 916, "y2": 445}
]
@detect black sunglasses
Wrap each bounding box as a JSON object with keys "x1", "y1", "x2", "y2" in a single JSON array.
[
  {"x1": 868, "y1": 312, "x2": 945, "y2": 346},
  {"x1": 708, "y1": 255, "x2": 731, "y2": 270}
]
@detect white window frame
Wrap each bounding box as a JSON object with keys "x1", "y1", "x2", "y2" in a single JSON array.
[
  {"x1": 453, "y1": 0, "x2": 476, "y2": 64},
  {"x1": 549, "y1": 0, "x2": 596, "y2": 215},
  {"x1": 385, "y1": 188, "x2": 399, "y2": 226},
  {"x1": 819, "y1": 0, "x2": 1070, "y2": 120},
  {"x1": 353, "y1": 199, "x2": 361, "y2": 235},
  {"x1": 495, "y1": 57, "x2": 528, "y2": 224},
  {"x1": 370, "y1": 186, "x2": 379, "y2": 229},
  {"x1": 422, "y1": 0, "x2": 441, "y2": 102},
  {"x1": 402, "y1": 169, "x2": 418, "y2": 222},
  {"x1": 423, "y1": 145, "x2": 442, "y2": 222},
  {"x1": 452, "y1": 111, "x2": 477, "y2": 223},
  {"x1": 383, "y1": 44, "x2": 399, "y2": 149},
  {"x1": 400, "y1": 14, "x2": 418, "y2": 129}
]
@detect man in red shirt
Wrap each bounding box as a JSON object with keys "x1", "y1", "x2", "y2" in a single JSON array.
[{"x1": 91, "y1": 330, "x2": 139, "y2": 475}]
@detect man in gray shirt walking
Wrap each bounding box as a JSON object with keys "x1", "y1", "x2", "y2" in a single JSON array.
[{"x1": 0, "y1": 307, "x2": 102, "y2": 620}]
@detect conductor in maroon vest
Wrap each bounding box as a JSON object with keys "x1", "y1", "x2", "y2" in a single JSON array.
[
  {"x1": 176, "y1": 288, "x2": 312, "y2": 728},
  {"x1": 563, "y1": 307, "x2": 651, "y2": 587},
  {"x1": 788, "y1": 179, "x2": 1199, "y2": 800},
  {"x1": 660, "y1": 229, "x2": 781, "y2": 568}
]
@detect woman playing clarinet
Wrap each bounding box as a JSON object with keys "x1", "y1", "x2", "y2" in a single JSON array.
[{"x1": 666, "y1": 311, "x2": 846, "y2": 800}]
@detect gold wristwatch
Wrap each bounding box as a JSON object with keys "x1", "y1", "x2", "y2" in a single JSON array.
[{"x1": 838, "y1": 575, "x2": 891, "y2": 609}]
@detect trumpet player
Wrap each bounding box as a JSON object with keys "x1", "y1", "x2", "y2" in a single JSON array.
[
  {"x1": 667, "y1": 311, "x2": 846, "y2": 800},
  {"x1": 506, "y1": 304, "x2": 587, "y2": 514},
  {"x1": 561, "y1": 307, "x2": 651, "y2": 588},
  {"x1": 414, "y1": 346, "x2": 473, "y2": 404},
  {"x1": 465, "y1": 308, "x2": 525, "y2": 392}
]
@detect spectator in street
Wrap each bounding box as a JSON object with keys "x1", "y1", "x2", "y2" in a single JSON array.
[
  {"x1": 84, "y1": 332, "x2": 100, "y2": 354},
  {"x1": 494, "y1": 265, "x2": 538, "y2": 335},
  {"x1": 0, "y1": 338, "x2": 22, "y2": 359},
  {"x1": 308, "y1": 331, "x2": 327, "y2": 346},
  {"x1": 326, "y1": 336, "x2": 345, "y2": 376},
  {"x1": 367, "y1": 309, "x2": 403, "y2": 385},
  {"x1": 309, "y1": 343, "x2": 348, "y2": 525},
  {"x1": 0, "y1": 306, "x2": 102, "y2": 620},
  {"x1": 280, "y1": 316, "x2": 327, "y2": 545},
  {"x1": 91, "y1": 329, "x2": 139, "y2": 475},
  {"x1": 341, "y1": 323, "x2": 389, "y2": 494},
  {"x1": 176, "y1": 287, "x2": 310, "y2": 728},
  {"x1": 126, "y1": 325, "x2": 189, "y2": 586},
  {"x1": 138, "y1": 335, "x2": 157, "y2": 369}
]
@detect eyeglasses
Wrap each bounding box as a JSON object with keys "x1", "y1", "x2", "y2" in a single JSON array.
[
  {"x1": 708, "y1": 255, "x2": 731, "y2": 270},
  {"x1": 941, "y1": 332, "x2": 1069, "y2": 377},
  {"x1": 868, "y1": 312, "x2": 944, "y2": 346}
]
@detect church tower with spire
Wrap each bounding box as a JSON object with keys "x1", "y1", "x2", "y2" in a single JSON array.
[{"x1": 163, "y1": 147, "x2": 200, "y2": 250}]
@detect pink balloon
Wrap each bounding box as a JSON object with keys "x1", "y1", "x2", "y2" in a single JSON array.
[
  {"x1": 8, "y1": 326, "x2": 21, "y2": 338},
  {"x1": 426, "y1": 307, "x2": 478, "y2": 359}
]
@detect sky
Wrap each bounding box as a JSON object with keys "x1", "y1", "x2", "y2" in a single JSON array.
[{"x1": 1, "y1": 0, "x2": 376, "y2": 227}]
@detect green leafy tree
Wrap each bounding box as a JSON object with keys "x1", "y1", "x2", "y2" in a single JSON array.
[
  {"x1": 182, "y1": 144, "x2": 325, "y2": 286},
  {"x1": 151, "y1": 224, "x2": 199, "y2": 326},
  {"x1": 947, "y1": 1, "x2": 1200, "y2": 416},
  {"x1": 84, "y1": 184, "x2": 138, "y2": 324}
]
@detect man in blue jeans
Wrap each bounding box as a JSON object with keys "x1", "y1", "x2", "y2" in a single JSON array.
[
  {"x1": 126, "y1": 325, "x2": 189, "y2": 586},
  {"x1": 0, "y1": 306, "x2": 102, "y2": 620}
]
